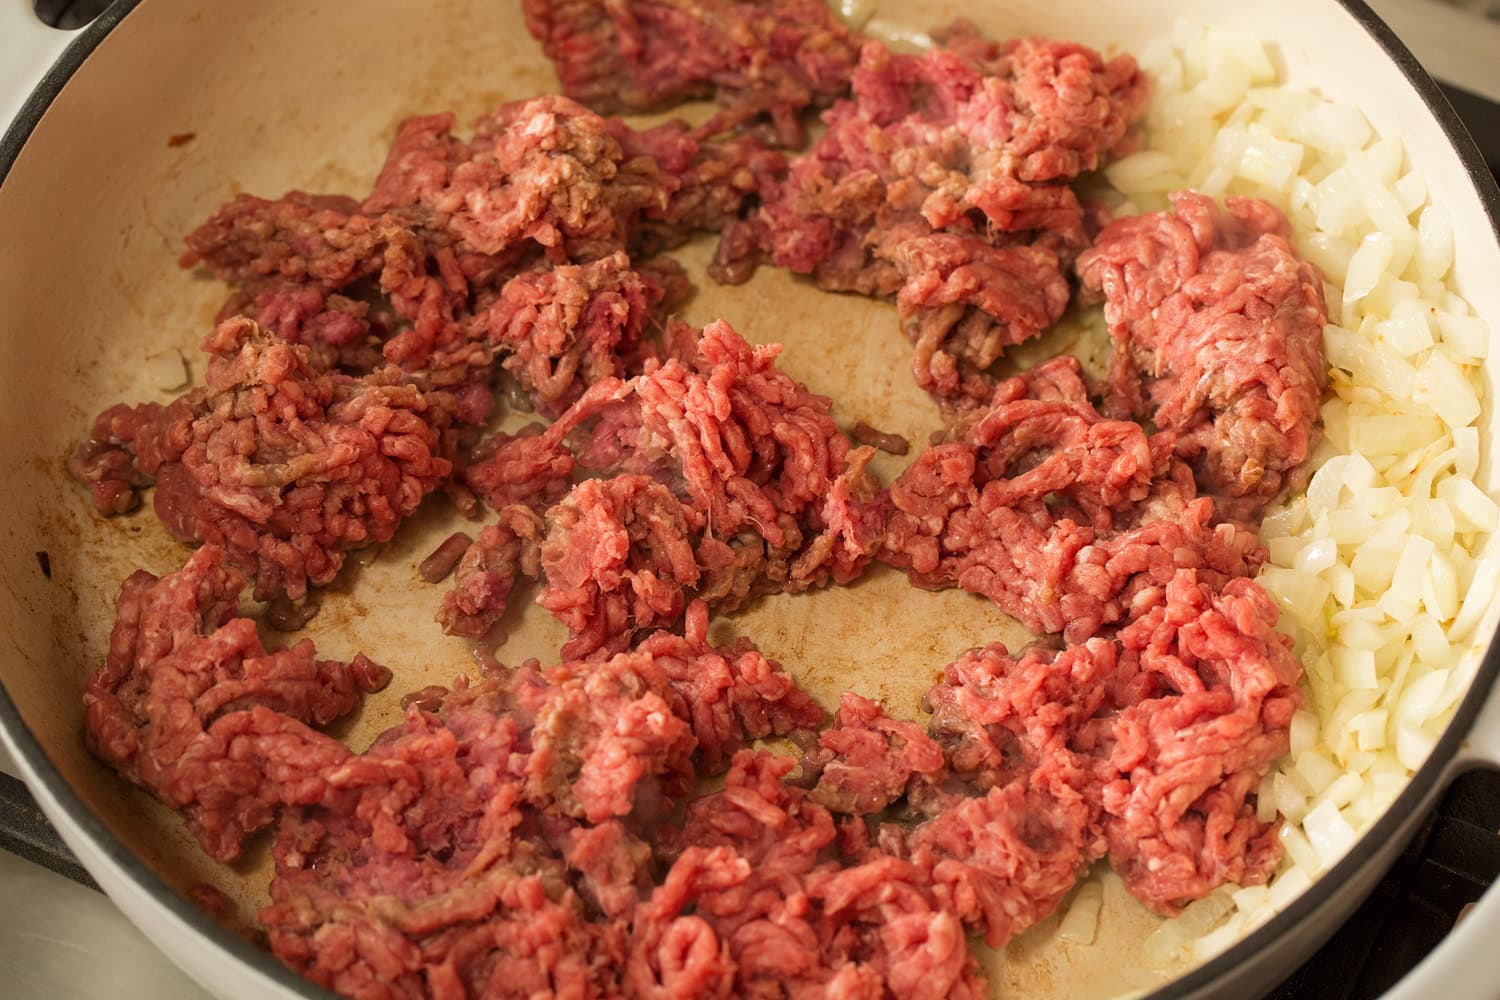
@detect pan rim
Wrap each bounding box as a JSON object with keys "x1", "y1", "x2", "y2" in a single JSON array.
[{"x1": 1, "y1": 1, "x2": 1499, "y2": 997}]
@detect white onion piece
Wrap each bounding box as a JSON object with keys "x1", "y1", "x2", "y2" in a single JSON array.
[
  {"x1": 1414, "y1": 351, "x2": 1480, "y2": 430},
  {"x1": 1414, "y1": 205, "x2": 1454, "y2": 281},
  {"x1": 1342, "y1": 233, "x2": 1392, "y2": 305},
  {"x1": 1057, "y1": 880, "x2": 1104, "y2": 944},
  {"x1": 1304, "y1": 801, "x2": 1358, "y2": 868},
  {"x1": 1436, "y1": 312, "x2": 1490, "y2": 361}
]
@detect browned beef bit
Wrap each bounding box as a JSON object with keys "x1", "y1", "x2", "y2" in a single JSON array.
[
  {"x1": 713, "y1": 30, "x2": 1149, "y2": 402},
  {"x1": 435, "y1": 505, "x2": 544, "y2": 639},
  {"x1": 416, "y1": 530, "x2": 473, "y2": 584},
  {"x1": 850, "y1": 419, "x2": 909, "y2": 455},
  {"x1": 256, "y1": 609, "x2": 821, "y2": 997},
  {"x1": 70, "y1": 319, "x2": 455, "y2": 601},
  {"x1": 882, "y1": 355, "x2": 1265, "y2": 643},
  {"x1": 82, "y1": 545, "x2": 390, "y2": 863},
  {"x1": 473, "y1": 320, "x2": 880, "y2": 656},
  {"x1": 523, "y1": 0, "x2": 863, "y2": 145},
  {"x1": 1077, "y1": 191, "x2": 1328, "y2": 518},
  {"x1": 265, "y1": 592, "x2": 322, "y2": 632}
]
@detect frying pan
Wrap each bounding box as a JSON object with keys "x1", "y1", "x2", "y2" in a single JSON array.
[{"x1": 2, "y1": 1, "x2": 1499, "y2": 998}]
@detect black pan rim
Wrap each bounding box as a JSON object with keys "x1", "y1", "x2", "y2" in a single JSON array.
[{"x1": 1, "y1": 1, "x2": 1499, "y2": 998}]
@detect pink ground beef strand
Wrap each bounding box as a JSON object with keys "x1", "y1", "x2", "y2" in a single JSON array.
[
  {"x1": 71, "y1": 318, "x2": 455, "y2": 601},
  {"x1": 1077, "y1": 190, "x2": 1329, "y2": 517},
  {"x1": 434, "y1": 506, "x2": 545, "y2": 639}
]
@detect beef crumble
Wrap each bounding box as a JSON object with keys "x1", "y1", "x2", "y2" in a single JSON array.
[
  {"x1": 456, "y1": 321, "x2": 885, "y2": 656},
  {"x1": 713, "y1": 27, "x2": 1149, "y2": 403},
  {"x1": 71, "y1": 319, "x2": 455, "y2": 601},
  {"x1": 882, "y1": 355, "x2": 1265, "y2": 642},
  {"x1": 1077, "y1": 191, "x2": 1329, "y2": 516},
  {"x1": 522, "y1": 0, "x2": 863, "y2": 145},
  {"x1": 83, "y1": 544, "x2": 390, "y2": 863}
]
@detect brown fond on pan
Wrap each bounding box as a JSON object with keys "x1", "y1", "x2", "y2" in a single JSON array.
[{"x1": 4, "y1": 1, "x2": 1497, "y2": 998}]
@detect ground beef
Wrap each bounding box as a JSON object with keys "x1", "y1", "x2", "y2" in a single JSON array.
[
  {"x1": 522, "y1": 0, "x2": 863, "y2": 146},
  {"x1": 361, "y1": 99, "x2": 661, "y2": 265},
  {"x1": 1077, "y1": 191, "x2": 1328, "y2": 515},
  {"x1": 881, "y1": 355, "x2": 1264, "y2": 642},
  {"x1": 417, "y1": 531, "x2": 473, "y2": 583},
  {"x1": 182, "y1": 193, "x2": 504, "y2": 412},
  {"x1": 800, "y1": 692, "x2": 947, "y2": 815},
  {"x1": 538, "y1": 475, "x2": 703, "y2": 659},
  {"x1": 569, "y1": 321, "x2": 875, "y2": 547},
  {"x1": 895, "y1": 235, "x2": 1072, "y2": 401},
  {"x1": 82, "y1": 545, "x2": 390, "y2": 863},
  {"x1": 488, "y1": 320, "x2": 881, "y2": 655},
  {"x1": 256, "y1": 617, "x2": 822, "y2": 999},
  {"x1": 633, "y1": 599, "x2": 826, "y2": 772},
  {"x1": 922, "y1": 568, "x2": 1301, "y2": 916},
  {"x1": 712, "y1": 31, "x2": 1147, "y2": 402},
  {"x1": 898, "y1": 765, "x2": 1102, "y2": 948},
  {"x1": 471, "y1": 252, "x2": 680, "y2": 417},
  {"x1": 435, "y1": 505, "x2": 545, "y2": 639},
  {"x1": 1100, "y1": 571, "x2": 1302, "y2": 911},
  {"x1": 925, "y1": 638, "x2": 1121, "y2": 787},
  {"x1": 610, "y1": 119, "x2": 788, "y2": 257},
  {"x1": 71, "y1": 319, "x2": 455, "y2": 601},
  {"x1": 77, "y1": 13, "x2": 1334, "y2": 994},
  {"x1": 182, "y1": 99, "x2": 766, "y2": 433},
  {"x1": 644, "y1": 751, "x2": 988, "y2": 1000}
]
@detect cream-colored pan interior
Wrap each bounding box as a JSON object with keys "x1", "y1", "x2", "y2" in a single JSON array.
[{"x1": 2, "y1": 1, "x2": 1500, "y2": 997}]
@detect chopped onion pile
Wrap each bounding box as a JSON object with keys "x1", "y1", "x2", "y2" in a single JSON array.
[{"x1": 1108, "y1": 19, "x2": 1497, "y2": 967}]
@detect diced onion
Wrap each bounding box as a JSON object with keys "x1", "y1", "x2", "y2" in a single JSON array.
[{"x1": 1057, "y1": 880, "x2": 1104, "y2": 944}]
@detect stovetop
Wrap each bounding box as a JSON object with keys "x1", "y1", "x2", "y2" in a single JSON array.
[{"x1": 2, "y1": 1, "x2": 1499, "y2": 998}]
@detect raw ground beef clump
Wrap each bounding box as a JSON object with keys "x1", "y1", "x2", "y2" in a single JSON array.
[
  {"x1": 258, "y1": 605, "x2": 821, "y2": 998},
  {"x1": 881, "y1": 355, "x2": 1265, "y2": 642},
  {"x1": 181, "y1": 96, "x2": 773, "y2": 424},
  {"x1": 1077, "y1": 190, "x2": 1328, "y2": 516},
  {"x1": 924, "y1": 568, "x2": 1302, "y2": 915},
  {"x1": 70, "y1": 319, "x2": 455, "y2": 601},
  {"x1": 713, "y1": 27, "x2": 1149, "y2": 403},
  {"x1": 455, "y1": 320, "x2": 884, "y2": 655},
  {"x1": 82, "y1": 544, "x2": 390, "y2": 863}
]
